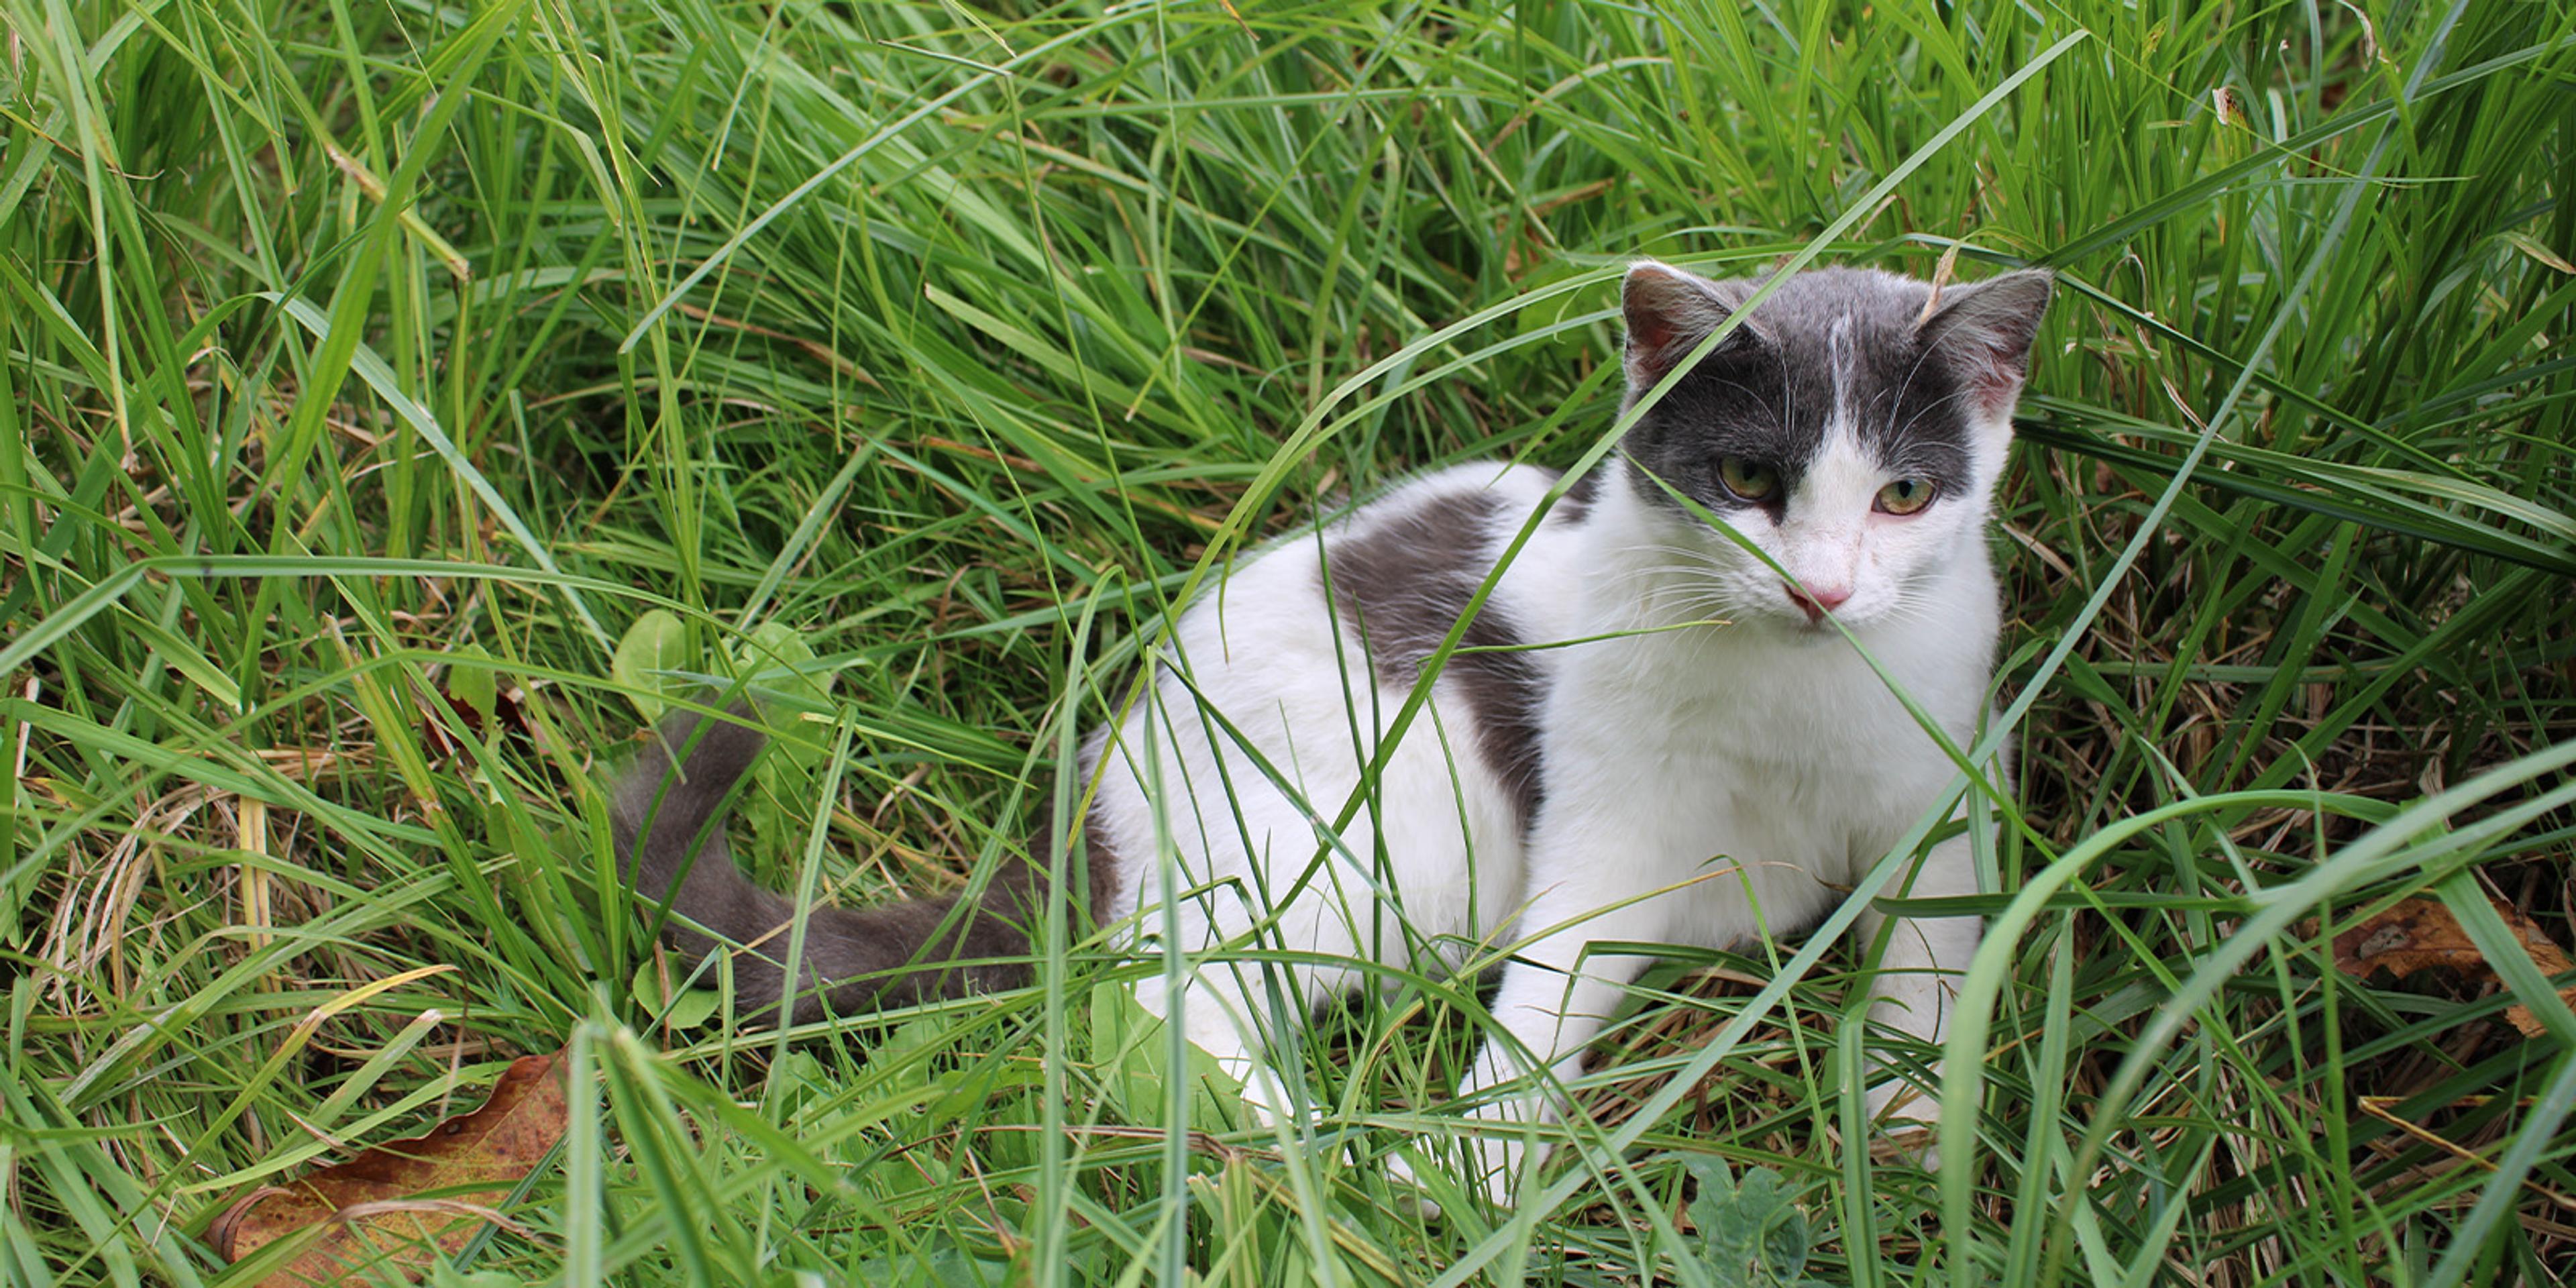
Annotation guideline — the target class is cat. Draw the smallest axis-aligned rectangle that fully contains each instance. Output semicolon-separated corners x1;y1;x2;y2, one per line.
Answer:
610;258;2052;1210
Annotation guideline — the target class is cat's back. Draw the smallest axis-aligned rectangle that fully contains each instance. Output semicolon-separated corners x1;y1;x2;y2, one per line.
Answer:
1169;460;1592;674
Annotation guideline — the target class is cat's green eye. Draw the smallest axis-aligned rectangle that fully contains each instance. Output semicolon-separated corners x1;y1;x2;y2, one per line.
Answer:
1717;458;1780;502
1876;477;1935;515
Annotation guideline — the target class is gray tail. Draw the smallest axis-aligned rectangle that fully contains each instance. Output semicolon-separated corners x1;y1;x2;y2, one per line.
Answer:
610;704;1089;1026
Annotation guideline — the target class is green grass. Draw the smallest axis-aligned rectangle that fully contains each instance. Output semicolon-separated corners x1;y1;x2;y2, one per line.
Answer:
6;0;2575;1283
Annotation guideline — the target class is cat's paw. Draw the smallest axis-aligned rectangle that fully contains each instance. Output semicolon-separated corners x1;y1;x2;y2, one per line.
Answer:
1385;1150;1448;1220
1385;1136;1537;1218
1864;1079;1941;1171
1868;1122;1941;1172
1226;1063;1327;1138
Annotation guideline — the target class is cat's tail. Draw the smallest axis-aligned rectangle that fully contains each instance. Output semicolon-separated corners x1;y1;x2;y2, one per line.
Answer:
609;703;1085;1026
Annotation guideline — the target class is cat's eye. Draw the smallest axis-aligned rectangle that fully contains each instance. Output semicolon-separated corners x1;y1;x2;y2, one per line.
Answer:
1875;477;1935;515
1717;458;1780;502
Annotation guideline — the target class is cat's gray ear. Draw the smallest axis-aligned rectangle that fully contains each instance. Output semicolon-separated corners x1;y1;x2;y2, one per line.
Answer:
1622;260;1762;387
1916;268;2053;418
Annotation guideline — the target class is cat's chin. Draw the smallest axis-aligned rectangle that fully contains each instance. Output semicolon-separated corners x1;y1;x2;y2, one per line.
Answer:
1766;601;1899;636
1755;610;1856;638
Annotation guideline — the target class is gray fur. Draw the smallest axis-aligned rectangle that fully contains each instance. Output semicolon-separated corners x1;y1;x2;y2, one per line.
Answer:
609;703;1118;1026
1324;491;1549;828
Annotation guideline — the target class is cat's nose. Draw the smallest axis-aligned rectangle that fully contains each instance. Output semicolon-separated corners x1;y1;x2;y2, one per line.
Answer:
1784;582;1850;622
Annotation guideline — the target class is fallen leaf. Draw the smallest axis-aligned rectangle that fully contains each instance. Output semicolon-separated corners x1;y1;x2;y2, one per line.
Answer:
211;1051;568;1285
2332;896;2575;1037
423;684;530;761
421;645;533;761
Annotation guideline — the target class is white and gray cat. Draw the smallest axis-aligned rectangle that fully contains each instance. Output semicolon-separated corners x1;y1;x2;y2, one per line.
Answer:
612;259;2051;1208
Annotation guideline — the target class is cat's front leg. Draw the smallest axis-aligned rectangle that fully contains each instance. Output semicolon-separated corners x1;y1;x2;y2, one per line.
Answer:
1401;876;1670;1212
1853;826;1982;1161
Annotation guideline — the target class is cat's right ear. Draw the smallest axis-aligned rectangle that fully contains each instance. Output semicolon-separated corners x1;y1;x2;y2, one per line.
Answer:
1915;268;2054;420
1622;260;1760;388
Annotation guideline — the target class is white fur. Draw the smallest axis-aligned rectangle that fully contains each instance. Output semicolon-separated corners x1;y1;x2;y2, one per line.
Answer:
1084;415;2009;1207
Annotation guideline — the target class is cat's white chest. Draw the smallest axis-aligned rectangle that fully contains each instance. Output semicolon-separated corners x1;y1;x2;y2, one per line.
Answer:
1521;618;1974;950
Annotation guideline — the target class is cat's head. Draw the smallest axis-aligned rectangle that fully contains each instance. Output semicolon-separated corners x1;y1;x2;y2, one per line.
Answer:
1616;260;2052;633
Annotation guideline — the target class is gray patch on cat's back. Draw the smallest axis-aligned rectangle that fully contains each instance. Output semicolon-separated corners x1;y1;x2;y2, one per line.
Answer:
1322;490;1546;830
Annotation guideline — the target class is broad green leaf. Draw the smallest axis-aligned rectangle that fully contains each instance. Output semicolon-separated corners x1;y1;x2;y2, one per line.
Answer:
629;957;724;1032
1684;1157;1823;1288
1086;983;1244;1132
610;610;688;721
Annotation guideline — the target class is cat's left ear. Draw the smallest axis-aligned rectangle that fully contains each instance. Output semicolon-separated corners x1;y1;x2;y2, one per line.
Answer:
1916;268;2054;420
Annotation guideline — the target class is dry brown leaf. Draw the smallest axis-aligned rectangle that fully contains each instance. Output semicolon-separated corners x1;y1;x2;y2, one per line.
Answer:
2332;896;2575;1037
210;1050;568;1285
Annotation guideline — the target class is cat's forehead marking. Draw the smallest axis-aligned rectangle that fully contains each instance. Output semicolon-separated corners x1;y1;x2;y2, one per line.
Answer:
1827;313;1858;446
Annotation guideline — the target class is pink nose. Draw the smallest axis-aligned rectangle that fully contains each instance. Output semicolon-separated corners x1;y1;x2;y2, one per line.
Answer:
1784;582;1850;622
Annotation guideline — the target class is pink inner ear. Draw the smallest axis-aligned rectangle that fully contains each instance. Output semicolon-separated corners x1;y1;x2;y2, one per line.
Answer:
1628;309;1682;356
1926;319;2039;420
1957;353;2026;419
1919;270;2051;420
1626;297;1693;358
